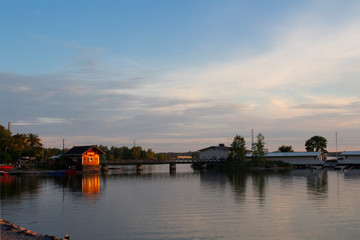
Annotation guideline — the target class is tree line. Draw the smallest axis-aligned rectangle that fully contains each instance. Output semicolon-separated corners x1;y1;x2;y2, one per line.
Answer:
96;145;198;161
0;124;198;164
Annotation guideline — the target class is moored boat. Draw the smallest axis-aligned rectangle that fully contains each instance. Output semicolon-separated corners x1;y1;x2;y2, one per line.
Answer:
0;165;15;171
47;170;66;175
65;169;77;175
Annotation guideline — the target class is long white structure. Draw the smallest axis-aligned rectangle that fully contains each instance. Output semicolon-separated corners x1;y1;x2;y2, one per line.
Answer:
263;152;324;165
338;151;360;165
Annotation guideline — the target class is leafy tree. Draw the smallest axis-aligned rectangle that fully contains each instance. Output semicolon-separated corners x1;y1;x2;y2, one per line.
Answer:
145;149;156;159
192;151;199;160
278;145;294;152
305;135;328;153
44;148;62;159
252;133;267;165
157;153;167;161
27;133;42;148
0;152;12;164
227;134;247;164
121;146;131;159
131;146;142;159
111;146;123;160
0;125;12;152
27;133;43;159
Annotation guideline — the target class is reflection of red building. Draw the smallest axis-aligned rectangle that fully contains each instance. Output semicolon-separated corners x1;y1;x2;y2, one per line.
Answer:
0;175;15;185
82;174;100;195
64;145;105;171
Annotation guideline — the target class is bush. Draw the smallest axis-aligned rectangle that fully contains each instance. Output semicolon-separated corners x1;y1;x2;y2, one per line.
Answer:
0;152;12;164
54;156;69;169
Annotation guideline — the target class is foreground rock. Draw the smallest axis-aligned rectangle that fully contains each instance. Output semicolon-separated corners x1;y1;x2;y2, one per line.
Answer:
1;219;64;240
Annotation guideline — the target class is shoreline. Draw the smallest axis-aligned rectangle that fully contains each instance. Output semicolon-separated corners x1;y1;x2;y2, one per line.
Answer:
0;219;64;240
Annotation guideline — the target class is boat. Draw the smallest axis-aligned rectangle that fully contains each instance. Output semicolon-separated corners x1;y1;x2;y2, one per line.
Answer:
47;170;66;175
65;170;77;175
47;170;78;175
0;165;15;171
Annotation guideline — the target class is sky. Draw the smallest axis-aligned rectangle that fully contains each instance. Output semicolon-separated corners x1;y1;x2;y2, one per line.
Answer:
1;0;360;152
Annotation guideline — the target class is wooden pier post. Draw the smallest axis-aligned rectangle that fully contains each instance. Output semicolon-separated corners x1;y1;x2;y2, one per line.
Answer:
136;164;143;174
169;163;176;173
102;165;109;172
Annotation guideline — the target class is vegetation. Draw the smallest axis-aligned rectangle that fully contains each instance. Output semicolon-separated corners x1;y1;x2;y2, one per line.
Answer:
221;132;292;171
305;135;328;153
97;145;197;161
278;145;294;152
227;134;247;165
0;124;43;164
251;133;267;165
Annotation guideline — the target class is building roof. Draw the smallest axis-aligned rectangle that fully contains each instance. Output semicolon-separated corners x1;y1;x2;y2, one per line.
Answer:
64;145;105;156
49;154;62;159
198;146;230;152
341;151;360;156
266;152;322;157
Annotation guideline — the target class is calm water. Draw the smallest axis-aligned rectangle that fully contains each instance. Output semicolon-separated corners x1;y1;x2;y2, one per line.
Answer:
1;165;360;240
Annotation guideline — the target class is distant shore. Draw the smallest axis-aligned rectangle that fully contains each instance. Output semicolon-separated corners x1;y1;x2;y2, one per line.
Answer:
0;219;63;240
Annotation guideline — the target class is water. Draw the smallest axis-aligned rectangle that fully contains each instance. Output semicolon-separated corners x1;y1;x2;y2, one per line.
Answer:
1;165;360;240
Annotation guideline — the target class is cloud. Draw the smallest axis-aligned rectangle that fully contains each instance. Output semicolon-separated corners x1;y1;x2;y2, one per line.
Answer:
2;2;360;152
12;117;67;126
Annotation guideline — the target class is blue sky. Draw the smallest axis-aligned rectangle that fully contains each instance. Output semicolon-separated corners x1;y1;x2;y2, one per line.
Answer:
1;0;360;152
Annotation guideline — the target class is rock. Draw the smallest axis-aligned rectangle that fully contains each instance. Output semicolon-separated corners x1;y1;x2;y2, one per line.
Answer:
1;219;62;240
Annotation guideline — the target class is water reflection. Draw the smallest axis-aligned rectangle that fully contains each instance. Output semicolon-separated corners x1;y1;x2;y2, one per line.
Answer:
82;174;100;196
221;169;329;204
0;173;101;200
226;170;247;204
252;171;267;204
306;170;328;195
344;169;360;180
0;175;44;199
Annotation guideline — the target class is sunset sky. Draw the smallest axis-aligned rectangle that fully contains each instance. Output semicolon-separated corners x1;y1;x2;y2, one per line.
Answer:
1;0;359;152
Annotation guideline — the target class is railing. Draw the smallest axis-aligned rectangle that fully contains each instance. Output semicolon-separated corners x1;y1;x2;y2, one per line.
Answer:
100;158;226;165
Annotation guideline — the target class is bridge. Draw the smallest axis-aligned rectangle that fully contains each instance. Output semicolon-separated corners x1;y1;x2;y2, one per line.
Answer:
100;158;225;172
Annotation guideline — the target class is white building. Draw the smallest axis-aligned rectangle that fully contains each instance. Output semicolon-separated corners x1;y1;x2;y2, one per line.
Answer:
260;152;324;165
199;144;229;161
339;151;360;165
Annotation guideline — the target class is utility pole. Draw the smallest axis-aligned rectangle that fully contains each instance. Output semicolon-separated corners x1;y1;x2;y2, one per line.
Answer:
63;139;65;154
335;132;338;158
251;129;255;152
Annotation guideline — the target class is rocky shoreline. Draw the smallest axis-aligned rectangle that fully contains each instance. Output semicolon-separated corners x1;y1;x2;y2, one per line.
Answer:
0;219;65;240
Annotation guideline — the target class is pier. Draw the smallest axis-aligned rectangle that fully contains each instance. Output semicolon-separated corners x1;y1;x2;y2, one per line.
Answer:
100;159;223;173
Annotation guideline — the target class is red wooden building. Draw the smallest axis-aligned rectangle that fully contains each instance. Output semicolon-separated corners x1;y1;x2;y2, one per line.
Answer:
64;145;105;171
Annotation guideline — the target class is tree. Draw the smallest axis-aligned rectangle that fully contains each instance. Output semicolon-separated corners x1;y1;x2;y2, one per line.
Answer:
305;135;328;153
0;125;12;152
157;153;167;161
227;134;247;164
252;133;267;165
111;146;123;160
145;149;156;159
131;146;142;159
278;145;294;152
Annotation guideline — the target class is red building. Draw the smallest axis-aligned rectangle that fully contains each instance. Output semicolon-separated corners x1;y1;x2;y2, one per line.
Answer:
64;145;105;171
